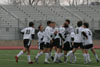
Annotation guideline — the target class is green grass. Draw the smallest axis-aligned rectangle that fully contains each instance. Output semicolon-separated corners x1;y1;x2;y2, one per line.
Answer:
0;49;100;67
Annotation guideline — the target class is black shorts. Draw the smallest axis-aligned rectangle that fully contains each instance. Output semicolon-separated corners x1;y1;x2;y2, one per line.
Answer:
39;42;44;50
63;42;73;51
50;42;54;49
43;42;51;48
84;44;93;49
53;38;60;46
74;43;84;49
53;38;62;49
24;39;31;49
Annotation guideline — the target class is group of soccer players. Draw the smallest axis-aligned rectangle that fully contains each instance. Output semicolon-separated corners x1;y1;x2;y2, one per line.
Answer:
15;19;99;64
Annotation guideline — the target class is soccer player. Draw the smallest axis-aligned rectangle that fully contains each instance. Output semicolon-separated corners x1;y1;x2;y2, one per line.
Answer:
49;22;60;61
51;22;58;51
66;21;85;63
42;21;54;64
15;22;35;64
82;23;99;64
63;19;75;63
35;25;44;63
53;24;65;63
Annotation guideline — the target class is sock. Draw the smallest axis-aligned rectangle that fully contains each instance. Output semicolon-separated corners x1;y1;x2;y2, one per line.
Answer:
94;54;99;60
27;55;31;62
66;51;73;57
59;53;64;58
83;54;88;63
17;51;23;57
72;53;76;63
70;53;73;63
36;52;43;59
49;52;52;58
87;53;91;62
45;53;49;62
53;52;58;62
57;53;61;60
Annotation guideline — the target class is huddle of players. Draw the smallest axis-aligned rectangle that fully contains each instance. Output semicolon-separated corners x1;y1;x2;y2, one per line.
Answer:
15;19;99;64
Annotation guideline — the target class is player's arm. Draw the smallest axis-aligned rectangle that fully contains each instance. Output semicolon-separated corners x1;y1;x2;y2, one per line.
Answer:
31;28;35;40
59;33;65;41
31;34;35;39
59;27;65;41
71;32;75;41
82;32;88;39
20;28;25;34
38;33;43;41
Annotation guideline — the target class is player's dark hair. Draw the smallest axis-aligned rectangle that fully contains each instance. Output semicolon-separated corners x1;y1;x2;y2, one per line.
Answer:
29;22;34;27
65;19;70;24
77;21;83;27
52;21;56;24
64;23;68;28
83;22;89;28
47;21;52;26
38;25;42;30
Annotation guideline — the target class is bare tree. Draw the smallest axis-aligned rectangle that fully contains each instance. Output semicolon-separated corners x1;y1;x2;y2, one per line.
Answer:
29;0;36;5
8;0;35;5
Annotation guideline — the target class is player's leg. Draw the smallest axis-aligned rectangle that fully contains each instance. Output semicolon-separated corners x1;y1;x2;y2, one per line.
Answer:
83;44;91;64
53;48;59;63
35;43;44;63
44;43;51;64
54;38;63;63
83;49;88;64
63;42;69;63
15;48;26;63
27;48;33;64
85;49;91;64
64;50;68;63
66;43;79;57
57;48;63;63
69;46;76;64
26;40;33;64
15;39;28;63
49;43;54;61
90;46;99;62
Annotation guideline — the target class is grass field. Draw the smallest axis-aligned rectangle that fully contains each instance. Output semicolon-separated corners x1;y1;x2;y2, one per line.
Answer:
0;49;100;67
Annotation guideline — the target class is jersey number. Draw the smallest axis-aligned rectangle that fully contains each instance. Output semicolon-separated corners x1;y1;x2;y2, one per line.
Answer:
26;30;30;34
76;29;79;34
88;31;91;36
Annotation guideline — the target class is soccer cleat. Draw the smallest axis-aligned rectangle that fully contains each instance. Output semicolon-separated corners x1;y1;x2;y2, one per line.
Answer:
28;61;33;64
44;61;50;64
15;56;18;63
96;59;100;63
51;56;54;61
64;56;67;63
84;61;88;64
58;60;63;63
34;58;38;64
54;61;59;63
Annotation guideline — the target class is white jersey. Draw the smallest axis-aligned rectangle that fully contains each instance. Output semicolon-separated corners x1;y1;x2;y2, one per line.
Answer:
21;27;35;40
74;27;84;43
37;31;44;44
58;26;66;39
51;27;59;39
43;26;53;43
82;28;93;45
65;25;74;42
